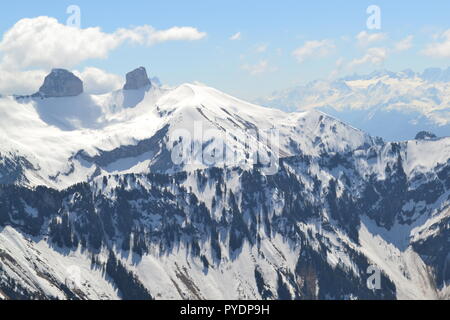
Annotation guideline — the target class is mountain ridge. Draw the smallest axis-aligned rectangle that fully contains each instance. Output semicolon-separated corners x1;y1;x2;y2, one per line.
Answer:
0;68;449;300
256;68;450;142
0;69;378;189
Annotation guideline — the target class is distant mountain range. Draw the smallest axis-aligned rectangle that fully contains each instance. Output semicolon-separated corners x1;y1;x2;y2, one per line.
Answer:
0;68;449;300
255;68;450;141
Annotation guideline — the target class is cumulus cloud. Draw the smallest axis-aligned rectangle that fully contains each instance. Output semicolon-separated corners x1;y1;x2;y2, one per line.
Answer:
241;60;276;75
0;16;207;70
230;32;241;41
292;40;335;63
394;35;413;52
422;30;450;58
348;47;388;69
356;31;387;46
0;69;47;95
0;17;117;70
0;16;204;94
74;67;123;94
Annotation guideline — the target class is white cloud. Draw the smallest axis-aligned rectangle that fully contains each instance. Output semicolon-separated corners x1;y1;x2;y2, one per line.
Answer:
255;44;268;53
124;26;207;45
74;67;123;94
356;31;387;46
394;35;413;52
230;32;241;41
348;47;388;69
0;16;205;94
423;30;450;58
0;69;46;95
292;40;335;63
241;60;276;75
0;17;117;70
0;16;207;70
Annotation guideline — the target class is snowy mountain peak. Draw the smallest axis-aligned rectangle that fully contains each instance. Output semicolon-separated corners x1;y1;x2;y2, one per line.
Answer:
421;67;450;82
415;131;437;140
340;67;450;83
38;69;83;98
256;68;450;141
123;66;151;90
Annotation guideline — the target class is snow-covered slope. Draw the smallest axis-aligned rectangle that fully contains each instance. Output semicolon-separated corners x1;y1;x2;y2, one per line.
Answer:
0;68;449;300
0;226;119;299
0;81;375;189
256;69;450;141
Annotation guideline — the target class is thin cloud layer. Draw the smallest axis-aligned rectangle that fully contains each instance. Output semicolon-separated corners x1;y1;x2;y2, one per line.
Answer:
394;35;414;52
423;29;450;58
230;32;241;41
348;47;388;69
292;40;335;63
356;31;387;46
241;60;276;75
255;44;268;53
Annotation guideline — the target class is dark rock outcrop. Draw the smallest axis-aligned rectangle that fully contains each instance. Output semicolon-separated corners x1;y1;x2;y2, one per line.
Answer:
123;67;151;90
415;131;437;140
38;69;83;98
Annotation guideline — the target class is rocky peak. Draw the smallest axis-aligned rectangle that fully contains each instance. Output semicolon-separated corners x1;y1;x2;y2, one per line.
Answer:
38;69;83;98
123;67;151;90
415;131;437;140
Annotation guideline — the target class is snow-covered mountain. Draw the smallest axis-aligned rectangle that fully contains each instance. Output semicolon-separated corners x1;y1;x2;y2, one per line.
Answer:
0;68;449;300
256;69;450;142
0;69;375;189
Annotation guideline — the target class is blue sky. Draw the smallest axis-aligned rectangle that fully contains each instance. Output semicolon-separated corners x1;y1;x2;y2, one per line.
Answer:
1;0;450;99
